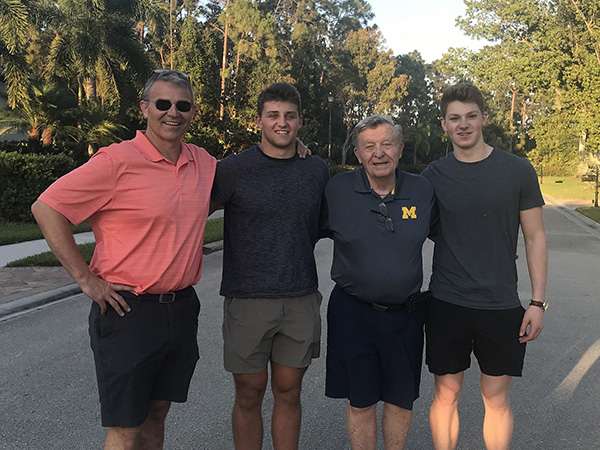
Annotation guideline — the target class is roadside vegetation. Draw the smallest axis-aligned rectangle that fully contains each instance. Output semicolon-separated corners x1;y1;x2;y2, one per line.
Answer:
537;176;599;223
5;218;224;267
538;176;597;202
576;207;600;224
0;221;92;246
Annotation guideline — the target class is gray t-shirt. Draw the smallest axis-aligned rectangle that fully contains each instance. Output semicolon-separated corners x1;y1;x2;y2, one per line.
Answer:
211;145;330;298
321;167;435;304
422;148;544;310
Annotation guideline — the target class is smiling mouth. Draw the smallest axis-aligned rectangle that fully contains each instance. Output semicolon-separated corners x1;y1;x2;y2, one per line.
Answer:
275;130;289;135
164;121;182;126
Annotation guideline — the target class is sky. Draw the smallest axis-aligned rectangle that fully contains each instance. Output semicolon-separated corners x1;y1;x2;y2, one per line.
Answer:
367;0;490;62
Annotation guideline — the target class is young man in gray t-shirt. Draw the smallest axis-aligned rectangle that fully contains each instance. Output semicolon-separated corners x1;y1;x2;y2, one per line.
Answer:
422;83;548;450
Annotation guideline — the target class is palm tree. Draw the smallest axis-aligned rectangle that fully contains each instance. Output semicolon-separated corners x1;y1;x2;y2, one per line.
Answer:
45;0;150;108
0;81;75;150
0;0;31;108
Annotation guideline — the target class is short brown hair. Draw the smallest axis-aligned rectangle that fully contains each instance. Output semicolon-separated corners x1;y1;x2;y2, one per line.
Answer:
440;83;486;119
257;82;302;117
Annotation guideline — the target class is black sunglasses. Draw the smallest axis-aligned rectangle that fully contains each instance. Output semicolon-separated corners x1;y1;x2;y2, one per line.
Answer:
152;99;193;112
374;201;394;232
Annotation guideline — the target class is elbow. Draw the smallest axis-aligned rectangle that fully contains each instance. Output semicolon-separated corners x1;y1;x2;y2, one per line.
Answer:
31;200;42;222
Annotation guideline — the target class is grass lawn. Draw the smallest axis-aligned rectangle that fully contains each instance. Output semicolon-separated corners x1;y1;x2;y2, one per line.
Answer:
0;221;92;246
538;176;597;201
5;217;224;267
577;207;600;223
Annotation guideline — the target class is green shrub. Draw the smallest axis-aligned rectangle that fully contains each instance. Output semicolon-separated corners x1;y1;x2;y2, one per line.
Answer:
398;163;429;174
0;151;76;223
329;164;357;176
0;141;29;153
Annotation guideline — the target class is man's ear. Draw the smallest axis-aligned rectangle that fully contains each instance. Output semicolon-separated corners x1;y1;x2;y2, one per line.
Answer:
482;112;488;126
140;100;149;119
354;147;362;164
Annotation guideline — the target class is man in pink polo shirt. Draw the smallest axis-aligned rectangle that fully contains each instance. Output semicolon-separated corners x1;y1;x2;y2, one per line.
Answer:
31;70;216;449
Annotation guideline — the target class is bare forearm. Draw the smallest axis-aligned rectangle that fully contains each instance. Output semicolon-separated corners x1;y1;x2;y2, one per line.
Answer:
525;234;548;301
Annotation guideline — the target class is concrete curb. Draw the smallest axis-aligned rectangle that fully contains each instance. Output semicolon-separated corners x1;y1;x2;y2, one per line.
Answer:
0;284;81;319
0;241;224;320
543;195;600;240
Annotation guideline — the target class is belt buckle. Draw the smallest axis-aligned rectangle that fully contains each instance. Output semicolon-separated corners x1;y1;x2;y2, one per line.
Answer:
158;292;176;304
371;302;389;312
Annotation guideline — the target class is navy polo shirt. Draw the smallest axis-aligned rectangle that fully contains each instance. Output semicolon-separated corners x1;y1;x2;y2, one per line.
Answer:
321;167;434;304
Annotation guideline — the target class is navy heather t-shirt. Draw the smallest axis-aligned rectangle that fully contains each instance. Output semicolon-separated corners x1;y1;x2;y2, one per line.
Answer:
211;146;330;298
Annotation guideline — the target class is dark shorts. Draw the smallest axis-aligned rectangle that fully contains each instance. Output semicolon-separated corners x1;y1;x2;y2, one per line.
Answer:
425;297;526;377
325;285;426;410
88;286;200;428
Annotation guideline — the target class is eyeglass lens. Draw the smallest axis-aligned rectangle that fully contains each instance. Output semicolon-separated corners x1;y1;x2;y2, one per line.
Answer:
154;99;192;112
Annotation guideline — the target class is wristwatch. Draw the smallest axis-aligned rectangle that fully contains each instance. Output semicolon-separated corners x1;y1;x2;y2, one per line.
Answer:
529;300;548;311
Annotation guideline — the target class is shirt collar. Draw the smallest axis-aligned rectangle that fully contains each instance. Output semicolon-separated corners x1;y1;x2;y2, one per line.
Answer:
353;166;410;200
133;130;194;166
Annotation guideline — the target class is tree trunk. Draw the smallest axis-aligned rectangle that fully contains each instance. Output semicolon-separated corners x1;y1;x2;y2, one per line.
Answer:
578;132;587;172
219;0;231;121
85;78;96;101
341;124;352;166
42;128;53;148
27;127;41;152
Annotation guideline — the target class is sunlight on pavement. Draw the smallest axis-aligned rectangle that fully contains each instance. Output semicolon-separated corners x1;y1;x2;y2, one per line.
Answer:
552;338;600;401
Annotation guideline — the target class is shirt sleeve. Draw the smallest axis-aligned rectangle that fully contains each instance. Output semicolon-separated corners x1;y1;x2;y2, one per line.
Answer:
210;157;236;207
519;159;545;211
38;151;116;225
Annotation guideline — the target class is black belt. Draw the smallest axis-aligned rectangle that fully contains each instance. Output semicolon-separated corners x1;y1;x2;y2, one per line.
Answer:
138;286;194;304
352;290;431;313
357;298;408;312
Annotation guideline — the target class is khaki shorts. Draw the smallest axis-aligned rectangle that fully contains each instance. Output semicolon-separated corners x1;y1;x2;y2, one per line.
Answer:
223;291;323;373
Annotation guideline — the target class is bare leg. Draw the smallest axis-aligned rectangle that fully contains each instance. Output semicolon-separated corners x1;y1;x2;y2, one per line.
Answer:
481;374;513;450
232;369;268;450
429;372;464;450
270;362;308;450
104;427;140;450
104;400;171;450
347;402;377;450
382;402;412;450
136;400;171;450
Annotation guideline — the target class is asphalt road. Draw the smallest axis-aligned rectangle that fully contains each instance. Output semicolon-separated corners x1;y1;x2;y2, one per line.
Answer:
1;204;599;449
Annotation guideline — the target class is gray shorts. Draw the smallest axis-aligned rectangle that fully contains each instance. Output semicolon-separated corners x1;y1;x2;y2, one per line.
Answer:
223;291;323;373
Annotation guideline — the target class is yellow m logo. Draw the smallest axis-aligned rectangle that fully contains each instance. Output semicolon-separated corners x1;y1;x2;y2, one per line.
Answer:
402;206;417;219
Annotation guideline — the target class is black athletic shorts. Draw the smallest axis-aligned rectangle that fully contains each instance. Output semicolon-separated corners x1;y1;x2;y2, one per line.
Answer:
425;297;526;377
88;286;200;427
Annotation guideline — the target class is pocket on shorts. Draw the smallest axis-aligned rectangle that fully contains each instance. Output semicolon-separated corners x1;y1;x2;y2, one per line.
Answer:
224;297;245;322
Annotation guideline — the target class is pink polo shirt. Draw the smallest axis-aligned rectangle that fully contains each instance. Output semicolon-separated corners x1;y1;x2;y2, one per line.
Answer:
39;131;217;294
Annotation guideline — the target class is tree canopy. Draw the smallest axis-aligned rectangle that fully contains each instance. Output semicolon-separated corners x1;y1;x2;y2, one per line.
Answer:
0;0;598;174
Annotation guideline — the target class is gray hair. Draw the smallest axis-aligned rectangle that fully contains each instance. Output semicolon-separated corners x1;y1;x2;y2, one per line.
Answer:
351;115;403;148
142;69;194;102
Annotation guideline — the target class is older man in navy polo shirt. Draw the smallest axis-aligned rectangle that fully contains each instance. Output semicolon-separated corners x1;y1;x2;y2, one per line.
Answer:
320;115;435;449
